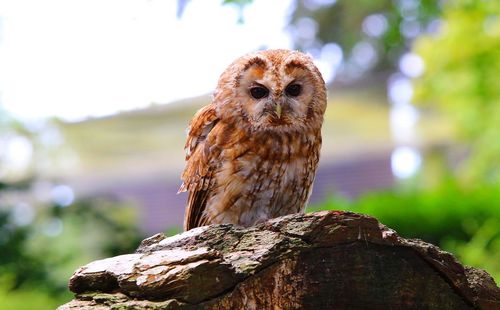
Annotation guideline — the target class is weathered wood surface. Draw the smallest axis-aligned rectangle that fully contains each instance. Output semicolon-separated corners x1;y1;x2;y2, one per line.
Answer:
59;211;499;309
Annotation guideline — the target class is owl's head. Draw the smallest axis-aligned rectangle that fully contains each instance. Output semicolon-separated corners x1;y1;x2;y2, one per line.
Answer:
213;49;327;131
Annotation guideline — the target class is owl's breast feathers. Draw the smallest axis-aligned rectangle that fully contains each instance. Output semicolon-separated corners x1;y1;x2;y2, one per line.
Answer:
180;104;321;230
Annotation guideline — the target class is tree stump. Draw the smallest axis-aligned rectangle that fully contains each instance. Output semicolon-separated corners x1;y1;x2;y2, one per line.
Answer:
59;211;499;309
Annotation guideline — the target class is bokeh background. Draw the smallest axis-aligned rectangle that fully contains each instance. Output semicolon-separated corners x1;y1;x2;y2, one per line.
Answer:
0;0;499;308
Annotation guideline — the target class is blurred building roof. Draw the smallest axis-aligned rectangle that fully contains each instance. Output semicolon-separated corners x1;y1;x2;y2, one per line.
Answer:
101;153;393;235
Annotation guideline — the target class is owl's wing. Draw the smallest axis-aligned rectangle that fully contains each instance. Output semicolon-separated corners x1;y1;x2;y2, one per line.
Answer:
179;104;220;230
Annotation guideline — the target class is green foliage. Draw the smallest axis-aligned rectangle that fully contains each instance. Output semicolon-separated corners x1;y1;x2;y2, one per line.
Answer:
445;218;500;283
413;0;500;183
308;180;500;281
0;210;49;291
0;286;65;310
0;180;144;309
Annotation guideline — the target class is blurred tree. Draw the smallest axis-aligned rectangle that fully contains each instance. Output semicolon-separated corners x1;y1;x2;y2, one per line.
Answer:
0;181;143;308
0;113;144;308
0;204;49;291
290;0;441;71
413;0;500;183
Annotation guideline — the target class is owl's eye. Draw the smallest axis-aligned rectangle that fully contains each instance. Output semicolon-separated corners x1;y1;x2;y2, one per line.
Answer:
250;86;269;99
285;84;301;97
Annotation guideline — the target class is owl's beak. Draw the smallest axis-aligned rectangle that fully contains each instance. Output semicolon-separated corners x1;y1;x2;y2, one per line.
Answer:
275;103;282;119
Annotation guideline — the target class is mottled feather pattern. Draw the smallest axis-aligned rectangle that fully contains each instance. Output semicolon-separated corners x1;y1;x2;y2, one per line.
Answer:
180;49;326;230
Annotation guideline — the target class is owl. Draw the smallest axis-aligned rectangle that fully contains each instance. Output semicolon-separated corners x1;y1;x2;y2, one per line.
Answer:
179;49;327;231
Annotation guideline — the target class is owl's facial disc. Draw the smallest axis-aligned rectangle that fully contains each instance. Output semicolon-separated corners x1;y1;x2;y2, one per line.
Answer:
245;80;311;128
232;54;321;130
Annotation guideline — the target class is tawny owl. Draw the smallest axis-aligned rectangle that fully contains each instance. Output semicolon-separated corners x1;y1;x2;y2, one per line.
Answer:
179;49;326;231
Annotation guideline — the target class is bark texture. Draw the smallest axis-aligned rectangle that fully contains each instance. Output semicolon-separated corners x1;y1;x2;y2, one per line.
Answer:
59;211;500;309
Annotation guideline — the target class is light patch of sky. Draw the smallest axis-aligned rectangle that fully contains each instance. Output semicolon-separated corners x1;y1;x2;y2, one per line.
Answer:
0;0;294;121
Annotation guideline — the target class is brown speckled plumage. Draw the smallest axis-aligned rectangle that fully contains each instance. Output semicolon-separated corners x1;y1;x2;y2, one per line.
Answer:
179;49;327;231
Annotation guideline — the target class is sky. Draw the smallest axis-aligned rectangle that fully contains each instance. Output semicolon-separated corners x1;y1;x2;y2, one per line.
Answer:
0;0;294;121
